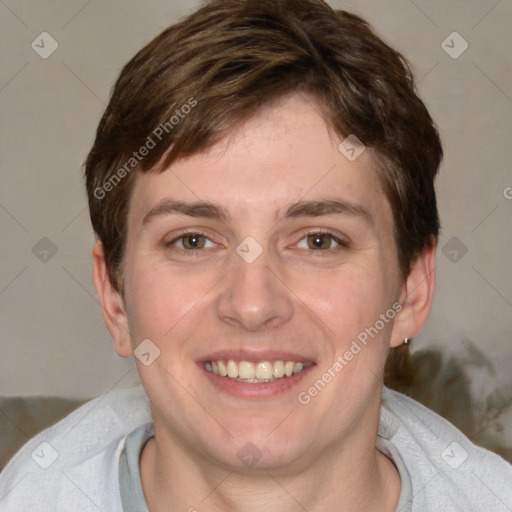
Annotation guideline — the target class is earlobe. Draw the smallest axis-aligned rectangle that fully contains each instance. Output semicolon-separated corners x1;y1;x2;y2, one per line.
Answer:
92;242;132;358
390;242;437;348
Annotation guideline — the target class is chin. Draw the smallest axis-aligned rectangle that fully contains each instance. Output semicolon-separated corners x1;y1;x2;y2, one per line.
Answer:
198;420;314;473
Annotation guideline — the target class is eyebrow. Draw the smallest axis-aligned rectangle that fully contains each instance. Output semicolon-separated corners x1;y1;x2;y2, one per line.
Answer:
141;198;373;226
283;199;373;225
142;200;231;226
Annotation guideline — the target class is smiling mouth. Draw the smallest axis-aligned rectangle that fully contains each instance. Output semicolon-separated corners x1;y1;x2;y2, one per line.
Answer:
204;359;311;383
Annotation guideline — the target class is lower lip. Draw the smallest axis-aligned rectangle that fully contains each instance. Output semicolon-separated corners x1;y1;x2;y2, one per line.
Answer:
199;363;314;399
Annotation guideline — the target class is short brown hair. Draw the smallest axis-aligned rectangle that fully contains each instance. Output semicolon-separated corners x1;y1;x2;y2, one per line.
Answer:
85;0;442;291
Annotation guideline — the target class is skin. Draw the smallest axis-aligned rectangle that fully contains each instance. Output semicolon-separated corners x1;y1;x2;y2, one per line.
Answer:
93;93;436;511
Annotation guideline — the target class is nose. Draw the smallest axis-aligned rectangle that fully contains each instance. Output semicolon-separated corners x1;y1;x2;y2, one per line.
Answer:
215;246;294;332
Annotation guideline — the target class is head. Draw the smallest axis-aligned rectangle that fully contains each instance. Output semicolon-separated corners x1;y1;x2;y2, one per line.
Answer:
87;0;442;472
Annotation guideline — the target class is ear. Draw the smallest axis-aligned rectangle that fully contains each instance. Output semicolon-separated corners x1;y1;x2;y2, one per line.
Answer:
92;241;132;358
390;241;436;348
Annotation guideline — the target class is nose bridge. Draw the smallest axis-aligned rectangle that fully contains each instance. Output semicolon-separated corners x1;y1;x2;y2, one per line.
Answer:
215;243;294;331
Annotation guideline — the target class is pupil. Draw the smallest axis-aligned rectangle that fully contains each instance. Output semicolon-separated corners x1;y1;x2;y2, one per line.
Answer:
309;234;329;249
185;234;203;249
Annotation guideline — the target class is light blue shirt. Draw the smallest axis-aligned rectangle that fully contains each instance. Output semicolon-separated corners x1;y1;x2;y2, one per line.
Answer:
1;385;511;511
118;422;414;511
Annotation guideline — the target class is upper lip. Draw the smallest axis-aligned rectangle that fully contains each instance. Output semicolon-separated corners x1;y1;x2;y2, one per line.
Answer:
198;349;316;364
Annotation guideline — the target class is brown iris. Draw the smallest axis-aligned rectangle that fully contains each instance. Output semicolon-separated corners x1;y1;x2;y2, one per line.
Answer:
181;234;207;249
307;233;333;250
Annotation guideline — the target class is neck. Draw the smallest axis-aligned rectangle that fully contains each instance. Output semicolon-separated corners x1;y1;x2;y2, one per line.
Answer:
140;423;401;512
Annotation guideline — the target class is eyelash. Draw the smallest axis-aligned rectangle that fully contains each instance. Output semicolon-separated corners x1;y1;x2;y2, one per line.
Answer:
298;229;350;251
164;230;213;252
164;229;350;253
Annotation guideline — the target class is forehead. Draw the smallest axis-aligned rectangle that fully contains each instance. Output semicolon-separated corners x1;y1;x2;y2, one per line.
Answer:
127;93;392;227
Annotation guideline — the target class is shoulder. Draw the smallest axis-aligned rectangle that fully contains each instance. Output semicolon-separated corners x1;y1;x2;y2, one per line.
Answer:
380;386;512;511
0;385;151;512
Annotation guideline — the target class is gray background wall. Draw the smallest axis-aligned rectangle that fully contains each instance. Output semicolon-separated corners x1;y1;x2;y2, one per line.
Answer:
1;0;511;440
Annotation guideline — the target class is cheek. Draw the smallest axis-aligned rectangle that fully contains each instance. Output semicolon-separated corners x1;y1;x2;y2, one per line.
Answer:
123;256;215;346
293;264;390;345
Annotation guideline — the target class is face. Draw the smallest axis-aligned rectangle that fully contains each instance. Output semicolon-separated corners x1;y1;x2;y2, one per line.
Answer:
96;93;432;474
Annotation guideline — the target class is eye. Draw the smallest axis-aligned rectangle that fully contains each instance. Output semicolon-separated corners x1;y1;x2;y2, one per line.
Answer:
296;232;348;251
167;232;215;250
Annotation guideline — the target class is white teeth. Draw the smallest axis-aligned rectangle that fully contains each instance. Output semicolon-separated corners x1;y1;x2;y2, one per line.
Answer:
256;361;273;379
227;359;238;378
205;359;308;381
239;361;255;379
217;360;228;377
273;360;285;378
